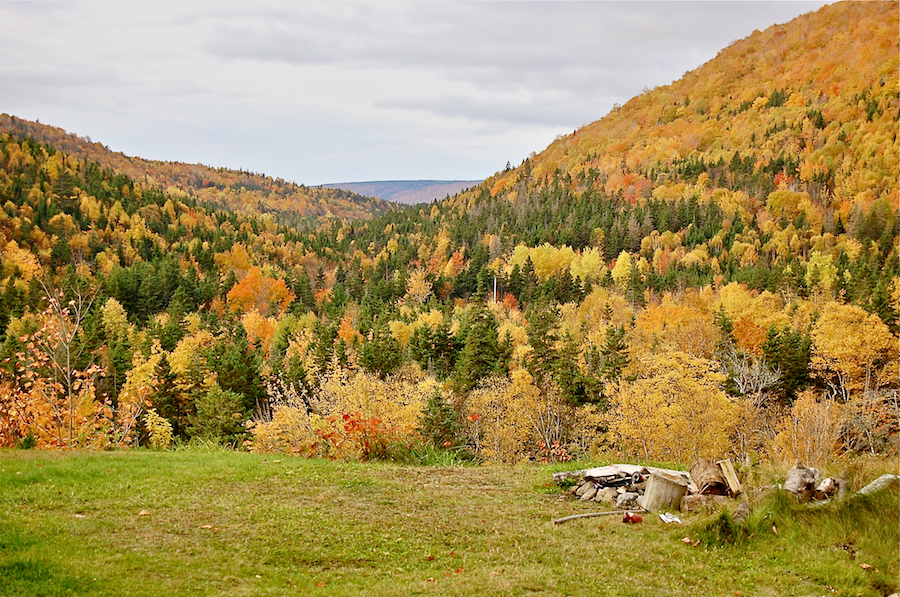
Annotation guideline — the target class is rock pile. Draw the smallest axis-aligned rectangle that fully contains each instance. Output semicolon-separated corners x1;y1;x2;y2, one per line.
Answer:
560;464;694;510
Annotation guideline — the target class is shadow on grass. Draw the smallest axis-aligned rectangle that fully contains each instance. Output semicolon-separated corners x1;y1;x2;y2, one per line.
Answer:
0;556;93;597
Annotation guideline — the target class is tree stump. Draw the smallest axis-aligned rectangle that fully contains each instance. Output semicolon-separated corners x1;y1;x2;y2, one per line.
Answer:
784;465;819;502
641;472;689;511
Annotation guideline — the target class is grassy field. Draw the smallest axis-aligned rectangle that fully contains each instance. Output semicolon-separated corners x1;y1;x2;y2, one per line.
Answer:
0;449;897;597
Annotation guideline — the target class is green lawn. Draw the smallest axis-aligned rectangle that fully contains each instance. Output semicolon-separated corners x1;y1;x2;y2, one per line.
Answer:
0;450;896;597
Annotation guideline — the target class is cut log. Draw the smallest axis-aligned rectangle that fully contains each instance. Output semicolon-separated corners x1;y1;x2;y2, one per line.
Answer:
690;458;726;495
784;465;819;501
641;472;689;512
857;474;899;496
716;459;743;496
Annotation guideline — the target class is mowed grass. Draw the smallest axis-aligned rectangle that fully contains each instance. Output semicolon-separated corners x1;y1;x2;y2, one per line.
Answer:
0;450;896;597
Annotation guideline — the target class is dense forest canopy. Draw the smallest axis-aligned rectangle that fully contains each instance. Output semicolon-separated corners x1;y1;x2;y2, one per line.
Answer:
0;1;897;465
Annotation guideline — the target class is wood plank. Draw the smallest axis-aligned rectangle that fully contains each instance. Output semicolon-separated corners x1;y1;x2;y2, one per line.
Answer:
715;459;743;496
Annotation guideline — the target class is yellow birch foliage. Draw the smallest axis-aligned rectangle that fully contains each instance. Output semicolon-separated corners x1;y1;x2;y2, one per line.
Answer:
318;366;435;436
610;251;633;287
249;376;324;456
1;310;110;449
569;247;607;282
405;268;432;304
465;374;537;464
241;309;276;357
388;320;415;347
607;351;739;462
100;297;131;341
143;408;173;450
465;370;573;464
110;343;162;448
810;301;898;399
631;299;719;359
771;389;844;467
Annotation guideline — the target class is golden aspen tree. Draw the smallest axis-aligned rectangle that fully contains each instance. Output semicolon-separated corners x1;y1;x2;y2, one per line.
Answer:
810;301;898;400
607;351;738;462
405;268;431;304
771;389;843;466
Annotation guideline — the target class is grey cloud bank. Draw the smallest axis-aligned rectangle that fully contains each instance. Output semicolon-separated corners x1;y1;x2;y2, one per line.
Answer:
0;1;830;186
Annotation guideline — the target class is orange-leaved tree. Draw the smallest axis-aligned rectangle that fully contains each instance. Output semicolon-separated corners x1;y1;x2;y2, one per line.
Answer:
226;266;294;316
1;297;109;448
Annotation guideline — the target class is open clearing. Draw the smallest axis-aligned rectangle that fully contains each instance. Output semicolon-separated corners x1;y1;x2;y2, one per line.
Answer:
1;450;896;596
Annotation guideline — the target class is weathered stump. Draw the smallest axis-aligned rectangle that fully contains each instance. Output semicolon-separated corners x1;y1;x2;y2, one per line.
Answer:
641;472;689;511
784;465;819;502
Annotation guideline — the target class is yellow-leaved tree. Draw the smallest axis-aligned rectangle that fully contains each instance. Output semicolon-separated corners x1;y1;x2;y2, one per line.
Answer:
2;299;109;448
607;351;739;462
810;301;898;400
108;343;162;447
465;370;574;464
771;389;844;467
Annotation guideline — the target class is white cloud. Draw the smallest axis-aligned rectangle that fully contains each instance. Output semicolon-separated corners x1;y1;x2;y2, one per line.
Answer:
0;1;832;185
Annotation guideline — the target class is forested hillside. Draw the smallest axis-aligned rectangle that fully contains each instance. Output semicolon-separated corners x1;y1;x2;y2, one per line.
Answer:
0;114;395;226
0;1;896;467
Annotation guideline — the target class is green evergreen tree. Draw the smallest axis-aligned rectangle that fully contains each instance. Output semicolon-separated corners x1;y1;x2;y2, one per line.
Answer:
599;324;629;382
454;304;506;392
525;302;559;389
762;325;812;404
359;323;403;379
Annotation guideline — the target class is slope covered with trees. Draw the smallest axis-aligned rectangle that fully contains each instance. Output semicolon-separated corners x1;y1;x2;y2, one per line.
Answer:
0;114;395;226
0;1;897;467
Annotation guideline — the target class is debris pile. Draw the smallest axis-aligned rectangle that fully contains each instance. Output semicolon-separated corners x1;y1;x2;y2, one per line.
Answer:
783;464;843;502
556;459;743;513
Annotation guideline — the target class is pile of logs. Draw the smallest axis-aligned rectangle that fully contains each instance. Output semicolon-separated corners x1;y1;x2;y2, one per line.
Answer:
556;459;743;512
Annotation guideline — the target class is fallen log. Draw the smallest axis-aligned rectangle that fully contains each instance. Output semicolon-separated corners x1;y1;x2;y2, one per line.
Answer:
858;474;899;496
691;458;726;495
553;508;646;525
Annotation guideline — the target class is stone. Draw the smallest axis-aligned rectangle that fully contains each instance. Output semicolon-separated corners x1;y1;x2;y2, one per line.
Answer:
580;485;598;501
784;465;819;502
681;494;729;513
594;487;618;504
616;491;640;510
575;481;593;497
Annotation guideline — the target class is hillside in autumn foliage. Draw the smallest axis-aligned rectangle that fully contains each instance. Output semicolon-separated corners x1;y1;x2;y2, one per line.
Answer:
0;1;897;465
0;114;395;226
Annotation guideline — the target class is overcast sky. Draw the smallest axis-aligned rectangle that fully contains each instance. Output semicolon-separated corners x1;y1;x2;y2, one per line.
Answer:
0;1;831;186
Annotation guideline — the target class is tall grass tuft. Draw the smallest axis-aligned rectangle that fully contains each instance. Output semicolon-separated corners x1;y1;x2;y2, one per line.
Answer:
695;478;899;596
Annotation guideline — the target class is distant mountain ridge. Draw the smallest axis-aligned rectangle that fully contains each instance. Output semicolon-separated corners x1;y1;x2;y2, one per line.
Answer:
322;180;483;204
